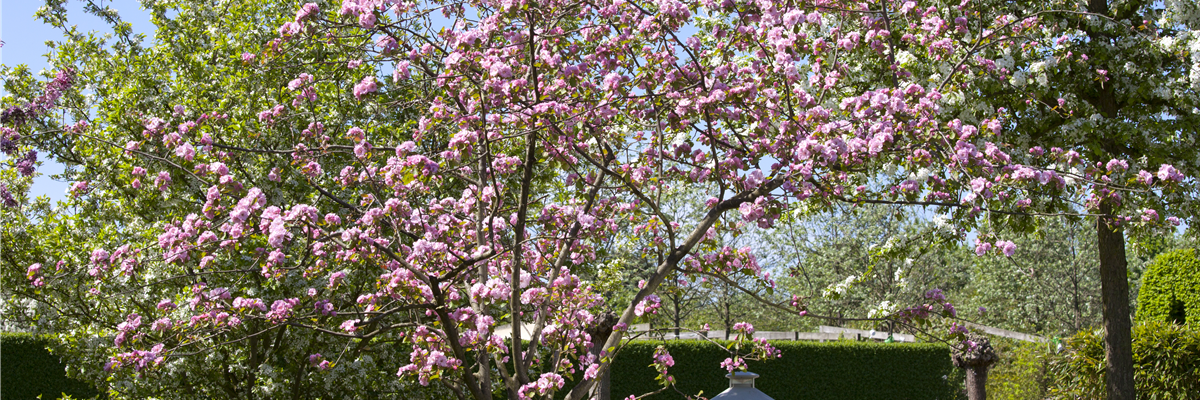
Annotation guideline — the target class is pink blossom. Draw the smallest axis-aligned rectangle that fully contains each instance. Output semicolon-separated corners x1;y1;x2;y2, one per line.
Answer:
151;317;172;332
354;141;372;159
329;271;346;288
266;298;300;323
1137;170;1154;185
969;177;990;193
738;201;764;222
1156;164;1184;183
314;299;336;316
634;294;661;316
232;297;266;312
155;171;172;191
583;363;601;380
295;3;319;21
26;263;42;285
720;357;746;372
241;52;256;62
489;61;513;78
69;181;89;197
653;350;676;376
287;73;314;90
974;240;992;256
340;319;360;333
1105;159;1128;172
376;36;398;53
203;163;227;177
279;21;302;36
601;72;623;91
266;249;286;266
358;11;376;28
352;76;377;100
302;160;323;178
117;313;142;333
1141;208;1159;222
996;240;1016;257
392;61;411;81
175;143;196;161
324;213;341;225
744;169;765;189
395;141;416;155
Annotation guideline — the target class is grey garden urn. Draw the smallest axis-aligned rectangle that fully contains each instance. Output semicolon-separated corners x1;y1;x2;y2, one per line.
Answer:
711;371;774;400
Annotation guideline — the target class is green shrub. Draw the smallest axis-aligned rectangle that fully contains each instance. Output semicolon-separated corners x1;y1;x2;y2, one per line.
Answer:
0;332;100;400
1137;249;1200;325
608;340;961;400
985;339;1053;400
1048;321;1200;399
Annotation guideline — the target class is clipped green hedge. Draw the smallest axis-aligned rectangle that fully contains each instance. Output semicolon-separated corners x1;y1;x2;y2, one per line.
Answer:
609;340;962;400
1;332;100;400
1137;248;1200;325
1048;321;1200;399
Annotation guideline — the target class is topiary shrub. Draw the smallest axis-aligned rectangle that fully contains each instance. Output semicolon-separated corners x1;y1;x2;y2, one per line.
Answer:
1136;249;1200;325
0;332;101;400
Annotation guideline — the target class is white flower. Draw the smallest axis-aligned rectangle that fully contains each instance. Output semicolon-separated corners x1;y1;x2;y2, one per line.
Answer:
1159;36;1176;49
932;214;951;230
867;300;899;318
915;168;932;183
1011;70;1028;87
823;275;861;299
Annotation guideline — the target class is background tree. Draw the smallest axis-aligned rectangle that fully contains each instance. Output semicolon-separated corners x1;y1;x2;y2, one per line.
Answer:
948;0;1200;396
960;218;1104;336
763;204;970;331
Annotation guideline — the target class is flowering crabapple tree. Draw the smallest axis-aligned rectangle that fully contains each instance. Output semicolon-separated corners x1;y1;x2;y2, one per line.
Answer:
3;1;1196;400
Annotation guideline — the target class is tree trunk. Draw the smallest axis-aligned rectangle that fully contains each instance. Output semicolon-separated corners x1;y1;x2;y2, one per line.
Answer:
1097;202;1135;400
965;366;987;400
587;312;617;400
596;367;611;400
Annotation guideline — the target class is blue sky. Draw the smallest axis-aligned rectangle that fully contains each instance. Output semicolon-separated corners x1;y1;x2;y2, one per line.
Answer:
2;0;153;203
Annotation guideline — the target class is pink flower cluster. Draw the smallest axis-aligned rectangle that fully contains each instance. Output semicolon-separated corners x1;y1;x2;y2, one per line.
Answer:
975;239;1016;257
